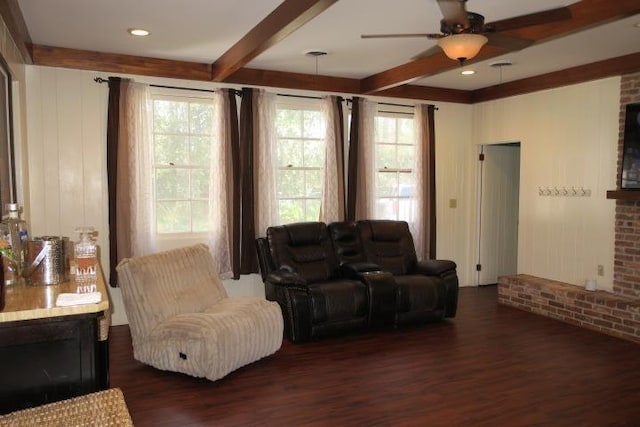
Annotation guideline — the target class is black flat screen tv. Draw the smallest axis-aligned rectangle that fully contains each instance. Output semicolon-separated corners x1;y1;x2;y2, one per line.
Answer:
621;103;640;189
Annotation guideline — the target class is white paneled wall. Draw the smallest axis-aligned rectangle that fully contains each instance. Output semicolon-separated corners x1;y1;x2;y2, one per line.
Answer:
472;78;619;291
27;66;620;322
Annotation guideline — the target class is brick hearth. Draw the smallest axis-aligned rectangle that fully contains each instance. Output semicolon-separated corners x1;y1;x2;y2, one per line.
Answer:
498;72;640;343
498;275;640;343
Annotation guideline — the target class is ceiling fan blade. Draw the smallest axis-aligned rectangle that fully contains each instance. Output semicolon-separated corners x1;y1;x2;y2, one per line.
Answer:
436;0;469;28
361;33;440;39
411;45;443;61
485;33;533;51
486;6;572;33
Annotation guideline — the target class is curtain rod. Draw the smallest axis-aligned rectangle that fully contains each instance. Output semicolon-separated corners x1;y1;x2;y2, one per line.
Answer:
93;77;234;95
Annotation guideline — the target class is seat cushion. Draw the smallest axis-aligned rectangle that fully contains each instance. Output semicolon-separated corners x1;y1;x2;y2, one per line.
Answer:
394;275;446;313
135;296;283;382
307;280;368;324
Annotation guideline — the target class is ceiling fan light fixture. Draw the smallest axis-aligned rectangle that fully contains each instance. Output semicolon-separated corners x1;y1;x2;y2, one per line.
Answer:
437;33;488;64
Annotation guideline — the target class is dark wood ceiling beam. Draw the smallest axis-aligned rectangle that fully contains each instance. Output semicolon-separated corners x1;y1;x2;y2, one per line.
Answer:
31;45;212;81
224;67;360;94
0;0;33;64
375;85;473;104
360;0;640;93
360;45;506;94
28;45;640;105
501;0;640;42
472;52;640;103
211;0;337;82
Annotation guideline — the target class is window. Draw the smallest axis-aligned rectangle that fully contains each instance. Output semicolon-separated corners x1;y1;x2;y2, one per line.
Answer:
151;92;215;234
274;102;326;223
374;113;416;221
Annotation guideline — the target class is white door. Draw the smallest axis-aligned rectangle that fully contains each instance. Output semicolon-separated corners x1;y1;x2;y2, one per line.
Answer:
477;144;520;285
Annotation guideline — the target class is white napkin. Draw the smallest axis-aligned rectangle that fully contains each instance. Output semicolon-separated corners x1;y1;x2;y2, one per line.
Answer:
55;292;102;307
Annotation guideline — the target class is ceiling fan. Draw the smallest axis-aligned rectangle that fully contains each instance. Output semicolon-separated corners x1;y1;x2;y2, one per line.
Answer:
361;0;572;64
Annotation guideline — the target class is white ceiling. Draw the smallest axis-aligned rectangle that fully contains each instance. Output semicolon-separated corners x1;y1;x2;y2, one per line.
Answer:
16;0;640;91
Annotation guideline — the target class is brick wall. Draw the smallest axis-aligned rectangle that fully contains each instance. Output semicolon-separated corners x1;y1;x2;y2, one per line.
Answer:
498;275;640;343
614;72;640;298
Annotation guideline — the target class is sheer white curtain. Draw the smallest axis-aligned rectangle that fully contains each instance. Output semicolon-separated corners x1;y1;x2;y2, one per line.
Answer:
408;105;428;259
208;90;234;278
254;90;280;235
354;98;377;220
120;81;155;257
320;96;345;223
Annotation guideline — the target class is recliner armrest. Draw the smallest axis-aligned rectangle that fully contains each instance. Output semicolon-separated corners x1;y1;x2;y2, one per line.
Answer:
414;259;457;277
265;269;307;287
340;261;381;278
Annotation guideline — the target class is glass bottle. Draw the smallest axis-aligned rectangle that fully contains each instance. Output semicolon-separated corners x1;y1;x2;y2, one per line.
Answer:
75;226;97;287
1;203;29;285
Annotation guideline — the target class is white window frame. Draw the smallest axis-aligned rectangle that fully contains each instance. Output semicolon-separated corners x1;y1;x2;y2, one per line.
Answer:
274;98;326;224
150;88;216;238
374;110;416;221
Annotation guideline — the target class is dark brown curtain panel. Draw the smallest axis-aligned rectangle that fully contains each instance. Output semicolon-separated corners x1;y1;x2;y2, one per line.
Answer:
346;97;361;221
238;88;258;274
106;77;123;287
422;104;437;259
227;90;241;279
334;96;346;220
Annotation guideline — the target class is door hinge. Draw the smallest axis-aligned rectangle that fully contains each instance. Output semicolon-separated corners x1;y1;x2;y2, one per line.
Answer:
476;264;482;271
479;153;485;161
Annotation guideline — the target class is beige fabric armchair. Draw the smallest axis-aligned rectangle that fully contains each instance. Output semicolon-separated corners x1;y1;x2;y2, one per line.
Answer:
116;244;283;381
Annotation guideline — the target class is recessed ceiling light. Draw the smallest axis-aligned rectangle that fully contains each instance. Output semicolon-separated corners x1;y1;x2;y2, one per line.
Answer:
461;70;475;75
128;28;150;37
635;22;640;28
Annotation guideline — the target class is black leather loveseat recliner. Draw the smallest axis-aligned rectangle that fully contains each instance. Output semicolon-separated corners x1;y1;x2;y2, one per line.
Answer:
257;220;459;343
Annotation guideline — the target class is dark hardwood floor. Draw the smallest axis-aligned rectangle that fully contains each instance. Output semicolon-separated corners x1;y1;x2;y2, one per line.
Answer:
109;286;640;427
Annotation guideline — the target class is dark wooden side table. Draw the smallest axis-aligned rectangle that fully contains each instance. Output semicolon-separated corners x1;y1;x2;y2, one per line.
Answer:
0;268;110;414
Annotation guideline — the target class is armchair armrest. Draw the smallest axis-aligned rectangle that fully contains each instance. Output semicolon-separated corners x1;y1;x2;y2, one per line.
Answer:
414;259;457;277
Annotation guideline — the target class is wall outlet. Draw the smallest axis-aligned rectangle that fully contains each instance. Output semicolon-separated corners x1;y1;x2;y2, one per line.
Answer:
597;265;604;276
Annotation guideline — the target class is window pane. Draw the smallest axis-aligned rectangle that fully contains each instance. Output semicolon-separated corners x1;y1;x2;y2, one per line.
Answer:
155;168;190;199
154;134;188;165
189;102;213;134
304;139;324;168
397;118;414;144
191;168;209;199
376;198;395;220
156;201;191;233
305;169;322;197
398;145;415;169
376;144;396;169
279;199;305;224
154;99;188;134
377;171;398;197
190;136;211;166
191;200;209;232
376;116;396;143
303;110;324;138
399;172;414;195
305;199;321;221
278;169;304;197
276;109;302;138
278;139;304;167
